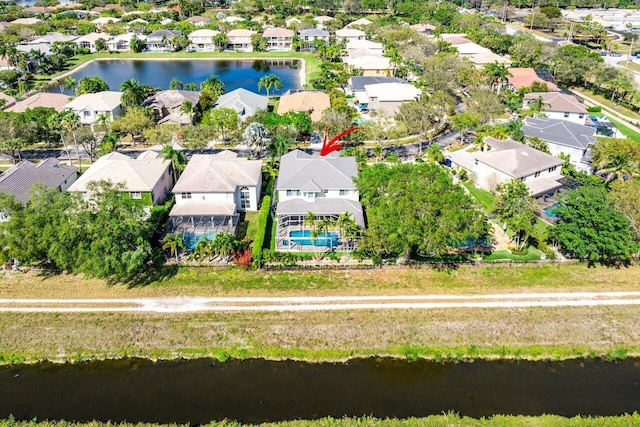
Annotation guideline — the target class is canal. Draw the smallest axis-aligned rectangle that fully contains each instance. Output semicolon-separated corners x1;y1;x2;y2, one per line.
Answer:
1;357;639;424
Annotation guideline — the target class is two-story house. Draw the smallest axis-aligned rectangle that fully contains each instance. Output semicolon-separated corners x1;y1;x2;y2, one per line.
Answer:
167;151;262;249
214;88;268;121
67;151;174;207
141;90;200;125
262;27;294;51
64;91;123;125
75;32;110;52
449;137;564;198
106;33;146;51
360;82;421;115
226;29;257;52
523;117;597;173
146;29;182;52
523;92;588;125
298;29;330;48
188;29;220;51
335;28;366;43
186;16;212;27
275;150;365;251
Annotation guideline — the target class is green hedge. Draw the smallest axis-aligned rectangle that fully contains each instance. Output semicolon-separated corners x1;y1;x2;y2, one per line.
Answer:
251;195;271;268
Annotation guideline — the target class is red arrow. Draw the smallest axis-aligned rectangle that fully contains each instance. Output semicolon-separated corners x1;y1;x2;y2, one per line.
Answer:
320;126;363;156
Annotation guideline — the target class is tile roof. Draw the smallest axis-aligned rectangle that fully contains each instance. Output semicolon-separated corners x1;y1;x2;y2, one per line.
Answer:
277;91;331;122
68;151;170;193
345;18;373;27
299;29;329;37
169;200;236;216
523;117;596;149
364;82;421;102
215;88;268;118
336;28;366;38
0;93;17;110
6;92;70;113
349;76;407;92
0;159;77;205
172;153;262;193
523;92;588;114
64;91;123;112
507;68;559;91
263;27;294;37
142;90;200;110
277;150;358;191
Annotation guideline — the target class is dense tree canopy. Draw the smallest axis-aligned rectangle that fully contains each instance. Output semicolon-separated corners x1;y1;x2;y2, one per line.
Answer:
551;186;636;265
355;163;489;261
0;182;165;283
75;76;109;95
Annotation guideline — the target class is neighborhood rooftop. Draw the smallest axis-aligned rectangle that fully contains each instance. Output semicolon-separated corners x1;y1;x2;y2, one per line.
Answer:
523;117;597;149
0;159;77;205
276;150;358;191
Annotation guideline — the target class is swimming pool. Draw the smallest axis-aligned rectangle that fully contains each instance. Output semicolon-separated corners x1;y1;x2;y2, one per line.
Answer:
289;230;340;247
544;203;560;219
183;232;218;250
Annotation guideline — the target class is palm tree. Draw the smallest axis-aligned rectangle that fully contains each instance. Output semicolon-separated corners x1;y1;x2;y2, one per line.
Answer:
58;110;81;168
194;236;212;261
484;61;512;94
119;79;147;108
209;232;238;261
63;76;76;95
161;145;186;179
169;78;183;90
527;96;547;117
162;233;186;262
304;211;317;236
593;144;640;182
96;113;111;134
372;144;384;162
336;212;358;250
257;74;284;97
425;143;445;163
317;216;335;248
180;99;194;123
184;82;198;91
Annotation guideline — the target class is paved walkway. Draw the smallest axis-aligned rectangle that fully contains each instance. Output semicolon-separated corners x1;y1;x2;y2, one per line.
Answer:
2;292;640;312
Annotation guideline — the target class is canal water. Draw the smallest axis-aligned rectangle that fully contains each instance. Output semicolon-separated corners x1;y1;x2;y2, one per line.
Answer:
1;357;639;424
53;59;302;95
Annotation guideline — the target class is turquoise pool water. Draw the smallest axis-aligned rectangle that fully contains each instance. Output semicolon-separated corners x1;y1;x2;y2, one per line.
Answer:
288;230;339;247
183;232;217;250
544;203;560;219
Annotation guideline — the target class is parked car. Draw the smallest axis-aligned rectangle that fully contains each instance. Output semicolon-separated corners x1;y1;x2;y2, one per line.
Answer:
610;52;622;57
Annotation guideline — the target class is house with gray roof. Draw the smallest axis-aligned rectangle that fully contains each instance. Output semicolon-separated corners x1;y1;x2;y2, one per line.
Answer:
298;28;330;47
214;88;268;121
166;151;262;249
523;117;597;173
0;159;78;214
141;90;200;125
275;150;364;251
449;137;564;197
146;29;182;51
67;151;173;206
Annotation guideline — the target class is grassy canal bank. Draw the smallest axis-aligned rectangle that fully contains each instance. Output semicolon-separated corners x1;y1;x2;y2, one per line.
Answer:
1;265;640;365
3;414;640;426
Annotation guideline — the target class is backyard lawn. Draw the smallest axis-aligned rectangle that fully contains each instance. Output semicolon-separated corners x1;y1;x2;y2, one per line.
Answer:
463;182;496;212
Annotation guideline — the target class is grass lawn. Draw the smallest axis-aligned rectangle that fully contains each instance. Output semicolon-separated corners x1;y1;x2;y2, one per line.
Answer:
1;265;640;363
463;182;496;213
571;87;640;122
605;116;640;142
483;246;543;261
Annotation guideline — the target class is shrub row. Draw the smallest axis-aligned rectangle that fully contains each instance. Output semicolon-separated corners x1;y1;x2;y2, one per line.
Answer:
251;195;271;268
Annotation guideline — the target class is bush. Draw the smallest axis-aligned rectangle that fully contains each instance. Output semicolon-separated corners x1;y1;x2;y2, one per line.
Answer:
587;106;601;113
251;195;271;268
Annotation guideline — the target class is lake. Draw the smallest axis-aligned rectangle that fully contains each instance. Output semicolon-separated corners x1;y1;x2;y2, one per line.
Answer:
55;59;302;95
1;357;639;424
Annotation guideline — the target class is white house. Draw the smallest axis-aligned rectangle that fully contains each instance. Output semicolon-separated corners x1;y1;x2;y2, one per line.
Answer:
75;32;110;52
63;91;123;125
106;33;146;51
262;27;294;51
359;82;421;115
298;28;330;47
523;92;588;125
522;117;597;173
188;29;220;51
67;151;174;206
346;39;383;56
342;55;394;77
166;151;262;245
335;28;366;43
186;16;212;27
214;88;268;121
226;29;256;52
275;150;365;251
449;137;564;197
146;29;181;52
92;17;121;29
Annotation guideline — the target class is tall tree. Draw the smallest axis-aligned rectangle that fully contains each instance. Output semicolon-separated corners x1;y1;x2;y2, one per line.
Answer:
75;76;109;95
257;74;284;96
592;138;640;182
120;79;148;109
494;179;539;250
484;61;512;94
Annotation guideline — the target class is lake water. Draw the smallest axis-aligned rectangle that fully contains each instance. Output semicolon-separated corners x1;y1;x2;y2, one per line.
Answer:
54;59;302;95
1;357;639;424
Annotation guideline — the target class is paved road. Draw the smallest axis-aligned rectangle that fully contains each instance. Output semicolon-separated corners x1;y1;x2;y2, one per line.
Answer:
2;291;640;312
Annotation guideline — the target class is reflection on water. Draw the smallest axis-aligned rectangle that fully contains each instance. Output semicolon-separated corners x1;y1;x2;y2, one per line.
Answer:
1;357;639;424
53;59;301;95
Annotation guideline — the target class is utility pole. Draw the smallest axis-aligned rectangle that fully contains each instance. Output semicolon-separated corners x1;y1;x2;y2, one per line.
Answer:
626;35;635;67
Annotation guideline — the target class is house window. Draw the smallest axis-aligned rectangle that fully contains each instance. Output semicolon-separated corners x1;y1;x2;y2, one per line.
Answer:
130;191;142;199
286;189;301;196
474;159;478;166
579;114;584;119
564;112;570;118
181;192;192;199
548;166;557;172
240;186;250;209
323;189;328;194
534;171;541;178
83;111;91;117
339;189;350;196
304;192;316;200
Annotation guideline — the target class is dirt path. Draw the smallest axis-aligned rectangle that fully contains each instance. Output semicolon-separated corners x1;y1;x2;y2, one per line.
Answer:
3;292;640;312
